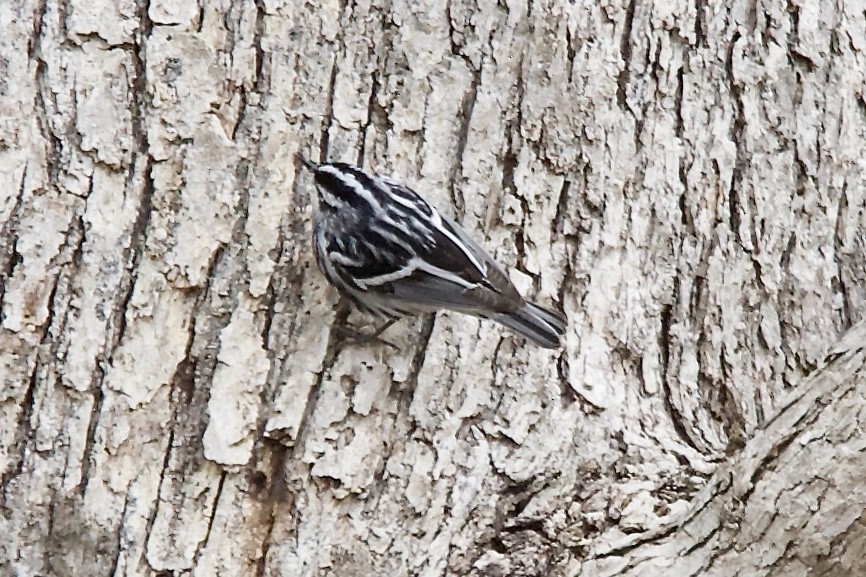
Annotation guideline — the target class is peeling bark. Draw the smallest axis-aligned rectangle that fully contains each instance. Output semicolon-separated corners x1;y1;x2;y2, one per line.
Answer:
2;0;866;576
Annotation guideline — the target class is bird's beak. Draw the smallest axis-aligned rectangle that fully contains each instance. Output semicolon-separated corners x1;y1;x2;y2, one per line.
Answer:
297;154;319;172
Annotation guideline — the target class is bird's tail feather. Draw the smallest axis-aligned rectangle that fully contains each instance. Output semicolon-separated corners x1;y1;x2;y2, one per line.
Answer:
490;302;566;349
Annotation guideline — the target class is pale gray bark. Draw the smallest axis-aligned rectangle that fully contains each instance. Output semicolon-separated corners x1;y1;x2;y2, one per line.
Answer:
1;0;865;576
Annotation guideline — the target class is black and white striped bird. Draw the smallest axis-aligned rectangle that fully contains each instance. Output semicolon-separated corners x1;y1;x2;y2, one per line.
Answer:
299;157;566;349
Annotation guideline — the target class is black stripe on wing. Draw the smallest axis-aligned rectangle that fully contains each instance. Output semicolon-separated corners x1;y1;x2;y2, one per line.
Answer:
379;179;435;219
328;228;414;284
414;212;523;308
367;223;521;312
417;219;487;286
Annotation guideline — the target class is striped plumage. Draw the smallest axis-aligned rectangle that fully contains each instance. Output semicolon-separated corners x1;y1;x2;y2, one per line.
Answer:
300;157;566;349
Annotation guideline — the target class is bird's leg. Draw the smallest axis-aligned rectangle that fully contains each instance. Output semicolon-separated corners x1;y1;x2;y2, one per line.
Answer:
334;317;399;349
371;318;398;338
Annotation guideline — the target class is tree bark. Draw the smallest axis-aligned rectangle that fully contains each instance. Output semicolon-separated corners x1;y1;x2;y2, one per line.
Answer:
2;0;865;576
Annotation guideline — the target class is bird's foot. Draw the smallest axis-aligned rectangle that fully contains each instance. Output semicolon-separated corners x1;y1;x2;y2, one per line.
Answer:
334;318;398;349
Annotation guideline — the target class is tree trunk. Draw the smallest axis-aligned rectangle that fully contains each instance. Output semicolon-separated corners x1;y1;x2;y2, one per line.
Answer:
2;0;865;576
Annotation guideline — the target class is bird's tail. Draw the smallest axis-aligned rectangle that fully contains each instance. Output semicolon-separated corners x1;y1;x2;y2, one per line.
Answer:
489;302;567;349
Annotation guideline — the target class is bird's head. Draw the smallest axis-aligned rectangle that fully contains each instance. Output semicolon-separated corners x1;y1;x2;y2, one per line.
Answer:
297;156;378;217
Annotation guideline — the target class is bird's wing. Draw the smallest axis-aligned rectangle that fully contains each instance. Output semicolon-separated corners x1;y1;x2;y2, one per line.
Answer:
330;208;523;315
317;169;525;315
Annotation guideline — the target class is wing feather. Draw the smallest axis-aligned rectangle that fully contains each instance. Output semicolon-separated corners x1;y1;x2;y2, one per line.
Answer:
321;177;524;316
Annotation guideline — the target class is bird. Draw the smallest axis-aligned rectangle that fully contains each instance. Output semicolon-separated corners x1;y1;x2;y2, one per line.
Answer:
298;156;566;349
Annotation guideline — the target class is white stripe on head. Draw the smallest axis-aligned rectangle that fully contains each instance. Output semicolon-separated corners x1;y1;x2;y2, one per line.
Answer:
318;187;341;209
318;165;384;215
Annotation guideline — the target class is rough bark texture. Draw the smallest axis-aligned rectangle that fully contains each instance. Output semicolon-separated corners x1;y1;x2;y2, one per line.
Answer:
2;0;865;576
